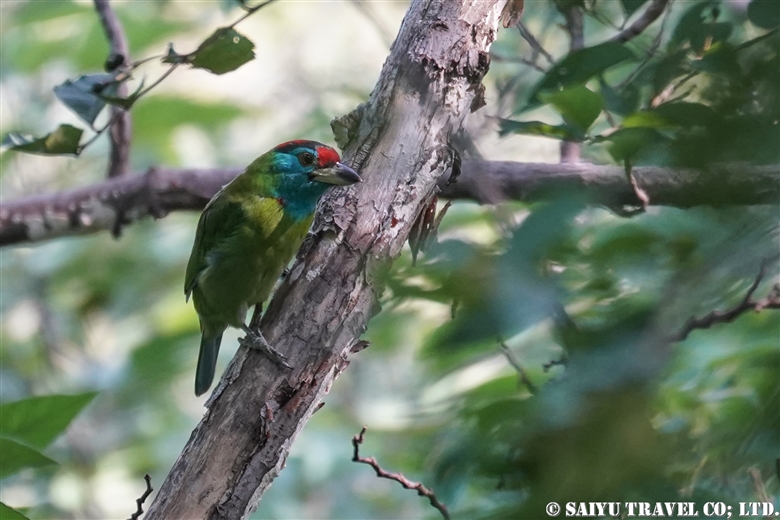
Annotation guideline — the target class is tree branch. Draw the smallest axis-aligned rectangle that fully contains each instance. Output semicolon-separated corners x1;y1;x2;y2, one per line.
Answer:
142;1;505;518
127;474;153;520
610;0;672;44
352;426;450;520
673;258;780;342
93;0;132;178
2;162;778;247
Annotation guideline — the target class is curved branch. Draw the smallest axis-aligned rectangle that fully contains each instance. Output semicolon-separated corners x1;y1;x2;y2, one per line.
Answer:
610;0;672;44
672;257;780;342
1;162;778;247
352;427;450;520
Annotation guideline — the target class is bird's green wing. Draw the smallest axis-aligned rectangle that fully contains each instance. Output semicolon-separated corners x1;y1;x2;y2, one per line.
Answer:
184;194;247;300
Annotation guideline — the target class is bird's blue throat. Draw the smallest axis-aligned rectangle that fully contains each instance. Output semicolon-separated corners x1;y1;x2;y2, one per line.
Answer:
272;176;330;221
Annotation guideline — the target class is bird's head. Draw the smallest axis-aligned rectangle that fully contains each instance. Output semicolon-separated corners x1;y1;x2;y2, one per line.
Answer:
268;140;362;189
246;140;362;219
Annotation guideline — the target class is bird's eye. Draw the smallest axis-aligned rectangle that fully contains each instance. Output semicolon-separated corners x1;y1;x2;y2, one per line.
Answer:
299;152;315;166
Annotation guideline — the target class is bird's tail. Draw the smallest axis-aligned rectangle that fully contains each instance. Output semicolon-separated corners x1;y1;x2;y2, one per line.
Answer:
195;330;223;396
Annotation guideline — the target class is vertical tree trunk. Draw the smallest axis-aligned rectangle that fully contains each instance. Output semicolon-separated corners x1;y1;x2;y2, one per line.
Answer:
144;1;507;518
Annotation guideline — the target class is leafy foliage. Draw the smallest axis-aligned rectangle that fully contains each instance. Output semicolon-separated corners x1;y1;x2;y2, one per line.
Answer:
0;393;97;449
0;0;778;519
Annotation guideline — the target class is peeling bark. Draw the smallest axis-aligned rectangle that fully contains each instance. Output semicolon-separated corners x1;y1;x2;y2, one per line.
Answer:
143;1;505;518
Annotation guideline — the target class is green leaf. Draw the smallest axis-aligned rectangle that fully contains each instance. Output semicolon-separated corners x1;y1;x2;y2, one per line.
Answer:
654;102;716;127
189;27;255;75
670;1;732;53
524;42;635;108
747;0;780;29
2;124;83;156
621;103;715;130
540;85;603;132
0;393;98;449
621;0;649;17
600;78;640;116
0;502;30;520
622;111;673;129
0;438;57;479
601;127;665;162
498;119;581;140
693;42;740;76
53;74;116;125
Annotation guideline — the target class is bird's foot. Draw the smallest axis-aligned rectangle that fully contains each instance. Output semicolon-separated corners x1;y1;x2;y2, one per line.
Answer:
240;326;292;369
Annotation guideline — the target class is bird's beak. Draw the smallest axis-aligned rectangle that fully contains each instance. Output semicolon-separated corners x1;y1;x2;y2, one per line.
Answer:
310;162;362;186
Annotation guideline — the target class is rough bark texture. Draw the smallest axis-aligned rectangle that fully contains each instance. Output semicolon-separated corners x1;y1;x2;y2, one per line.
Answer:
2;162;778;247
143;1;505;518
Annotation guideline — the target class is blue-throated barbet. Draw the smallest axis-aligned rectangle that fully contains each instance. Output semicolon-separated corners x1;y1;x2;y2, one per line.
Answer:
184;140;361;396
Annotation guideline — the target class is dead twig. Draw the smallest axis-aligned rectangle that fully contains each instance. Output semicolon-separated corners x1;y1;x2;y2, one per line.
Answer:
352;427;450;520
674;258;780;342
127;474;153;520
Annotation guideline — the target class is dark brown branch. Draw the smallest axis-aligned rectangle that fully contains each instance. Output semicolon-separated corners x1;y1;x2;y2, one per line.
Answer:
2;162;778;247
93;0;132;178
352;427;450;520
673;258;780;342
610;0;672;44
127;474;153;520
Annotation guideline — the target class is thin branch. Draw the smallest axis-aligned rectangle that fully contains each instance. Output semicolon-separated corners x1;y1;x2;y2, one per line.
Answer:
517;22;554;65
560;3;584;164
133;63;180;100
2;161;778;247
77;110;125;154
127;474;153;520
349;0;394;48
490;52;546;73
673;258;780;342
617;0;674;90
228;0;280;29
94;0;132;177
611;0;672;44
352;427;450;520
499;342;537;394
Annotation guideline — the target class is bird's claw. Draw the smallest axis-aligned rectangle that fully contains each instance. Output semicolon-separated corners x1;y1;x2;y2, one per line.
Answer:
241;327;292;370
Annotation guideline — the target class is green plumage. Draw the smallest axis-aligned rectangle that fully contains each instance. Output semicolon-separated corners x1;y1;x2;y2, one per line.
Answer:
185;140;361;395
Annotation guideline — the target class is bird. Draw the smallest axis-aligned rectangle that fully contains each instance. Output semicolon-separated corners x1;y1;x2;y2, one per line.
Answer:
184;140;362;396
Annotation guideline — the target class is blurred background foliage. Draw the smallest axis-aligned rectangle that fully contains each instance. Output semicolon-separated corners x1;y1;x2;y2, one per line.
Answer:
0;0;778;519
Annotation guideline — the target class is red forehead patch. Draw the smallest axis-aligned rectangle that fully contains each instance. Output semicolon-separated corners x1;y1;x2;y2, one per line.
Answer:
316;145;340;167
